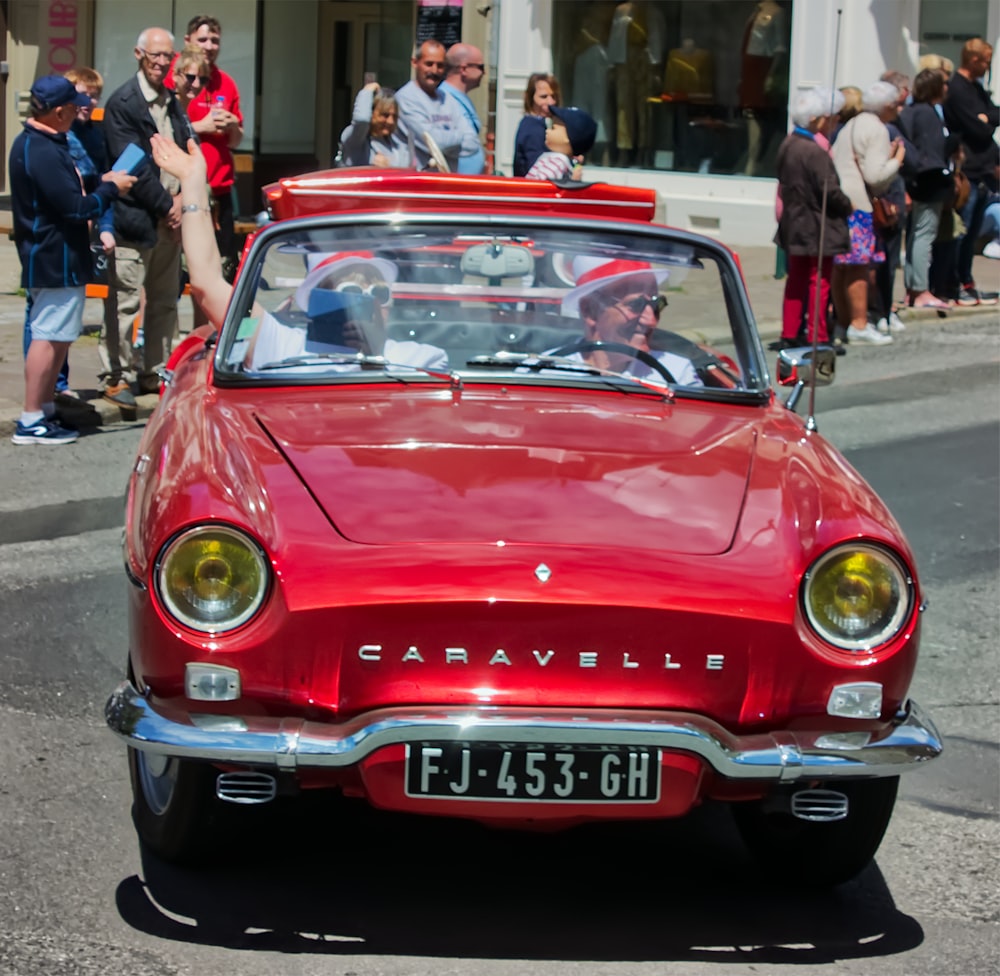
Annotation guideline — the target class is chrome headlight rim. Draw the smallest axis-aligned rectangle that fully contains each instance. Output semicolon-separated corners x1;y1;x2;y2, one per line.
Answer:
801;542;915;653
154;523;270;634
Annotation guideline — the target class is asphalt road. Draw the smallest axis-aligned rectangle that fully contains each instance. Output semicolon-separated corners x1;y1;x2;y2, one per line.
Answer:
0;312;996;976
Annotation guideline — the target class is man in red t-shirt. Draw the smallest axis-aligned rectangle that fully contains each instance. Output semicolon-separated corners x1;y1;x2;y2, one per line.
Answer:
166;14;243;285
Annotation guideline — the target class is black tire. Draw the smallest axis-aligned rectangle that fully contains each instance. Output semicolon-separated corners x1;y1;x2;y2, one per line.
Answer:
128;747;219;864
732;777;900;887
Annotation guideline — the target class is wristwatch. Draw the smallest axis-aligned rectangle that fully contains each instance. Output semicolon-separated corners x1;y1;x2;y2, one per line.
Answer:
182;203;209;214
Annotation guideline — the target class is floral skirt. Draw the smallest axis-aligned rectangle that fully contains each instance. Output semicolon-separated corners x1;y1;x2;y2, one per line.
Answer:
833;209;886;265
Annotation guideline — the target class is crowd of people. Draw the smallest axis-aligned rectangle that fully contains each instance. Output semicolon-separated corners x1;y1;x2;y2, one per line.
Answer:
8;23;997;444
773;37;999;354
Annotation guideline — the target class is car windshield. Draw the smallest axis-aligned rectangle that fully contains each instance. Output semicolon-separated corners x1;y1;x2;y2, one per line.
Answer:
216;217;768;399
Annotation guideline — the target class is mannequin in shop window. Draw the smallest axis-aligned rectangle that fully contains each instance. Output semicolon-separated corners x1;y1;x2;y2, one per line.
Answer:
607;0;664;167
739;0;789;176
572;10;612;167
663;37;715;172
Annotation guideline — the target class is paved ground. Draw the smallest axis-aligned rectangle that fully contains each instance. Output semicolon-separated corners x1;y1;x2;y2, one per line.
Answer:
0;210;996;440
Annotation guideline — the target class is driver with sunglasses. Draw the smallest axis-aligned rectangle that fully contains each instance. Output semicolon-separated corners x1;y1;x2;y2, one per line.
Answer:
558;257;702;387
248;252;448;372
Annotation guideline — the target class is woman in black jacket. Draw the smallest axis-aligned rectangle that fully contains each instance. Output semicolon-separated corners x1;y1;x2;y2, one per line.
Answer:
898;68;959;309
772;87;853;349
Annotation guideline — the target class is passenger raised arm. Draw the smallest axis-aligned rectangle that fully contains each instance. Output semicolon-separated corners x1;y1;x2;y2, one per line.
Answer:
149;134;233;327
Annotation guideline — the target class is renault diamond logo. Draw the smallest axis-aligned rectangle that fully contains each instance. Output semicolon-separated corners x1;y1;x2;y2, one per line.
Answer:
534;563;552;583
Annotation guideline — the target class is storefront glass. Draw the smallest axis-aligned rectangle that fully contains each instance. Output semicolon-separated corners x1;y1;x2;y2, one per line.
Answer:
551;0;792;178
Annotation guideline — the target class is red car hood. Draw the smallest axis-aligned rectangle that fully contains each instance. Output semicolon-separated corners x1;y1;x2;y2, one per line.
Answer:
254;391;756;555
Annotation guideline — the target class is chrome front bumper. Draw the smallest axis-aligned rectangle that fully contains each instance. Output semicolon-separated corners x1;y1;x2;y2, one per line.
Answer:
105;681;942;782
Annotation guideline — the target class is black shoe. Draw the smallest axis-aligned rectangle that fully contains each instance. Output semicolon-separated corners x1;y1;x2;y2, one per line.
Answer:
767;337;798;351
977;290;999;306
956;285;980;306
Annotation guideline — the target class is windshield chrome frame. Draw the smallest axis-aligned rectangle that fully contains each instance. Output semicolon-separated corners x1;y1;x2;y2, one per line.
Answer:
214;211;771;398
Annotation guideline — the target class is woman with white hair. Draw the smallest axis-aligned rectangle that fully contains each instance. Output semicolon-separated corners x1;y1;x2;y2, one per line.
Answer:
771;87;853;351
830;80;907;345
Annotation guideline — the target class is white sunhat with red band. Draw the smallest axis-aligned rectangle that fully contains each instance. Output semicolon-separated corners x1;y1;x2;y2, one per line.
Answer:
296;251;398;310
561;256;670;318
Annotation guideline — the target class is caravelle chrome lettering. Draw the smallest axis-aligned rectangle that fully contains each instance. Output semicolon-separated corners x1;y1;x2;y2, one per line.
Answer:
356;645;726;672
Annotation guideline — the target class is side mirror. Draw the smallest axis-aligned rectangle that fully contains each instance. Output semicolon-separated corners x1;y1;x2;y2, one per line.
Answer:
777;345;836;388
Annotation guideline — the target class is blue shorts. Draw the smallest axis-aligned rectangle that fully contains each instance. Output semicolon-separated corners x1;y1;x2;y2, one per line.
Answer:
28;287;86;342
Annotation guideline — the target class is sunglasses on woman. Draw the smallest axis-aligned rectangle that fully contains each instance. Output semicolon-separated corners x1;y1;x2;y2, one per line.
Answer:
183;73;211;85
334;281;392;306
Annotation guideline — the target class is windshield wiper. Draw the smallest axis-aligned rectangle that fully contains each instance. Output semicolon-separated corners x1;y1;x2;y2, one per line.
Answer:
254;353;455;383
465;352;674;399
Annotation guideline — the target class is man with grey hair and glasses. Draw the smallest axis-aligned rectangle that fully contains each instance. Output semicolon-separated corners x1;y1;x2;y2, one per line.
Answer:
103;27;190;396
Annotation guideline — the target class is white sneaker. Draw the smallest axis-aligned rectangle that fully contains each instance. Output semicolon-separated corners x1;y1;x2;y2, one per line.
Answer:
847;323;893;345
888;311;905;332
874;317;889;335
983;240;1000;260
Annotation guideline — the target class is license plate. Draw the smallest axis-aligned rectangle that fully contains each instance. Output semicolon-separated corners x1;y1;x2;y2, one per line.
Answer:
405;743;660;803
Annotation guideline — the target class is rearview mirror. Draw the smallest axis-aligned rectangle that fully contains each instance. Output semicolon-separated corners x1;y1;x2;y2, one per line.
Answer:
461;241;535;284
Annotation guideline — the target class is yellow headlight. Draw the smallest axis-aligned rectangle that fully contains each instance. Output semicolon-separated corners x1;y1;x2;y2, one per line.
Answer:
802;544;913;651
156;526;268;632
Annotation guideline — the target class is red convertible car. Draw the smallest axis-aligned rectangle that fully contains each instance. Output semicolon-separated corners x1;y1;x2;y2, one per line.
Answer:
106;170;941;884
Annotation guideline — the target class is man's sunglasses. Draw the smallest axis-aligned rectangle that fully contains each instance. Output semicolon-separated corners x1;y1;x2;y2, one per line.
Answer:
335;281;392;306
464;63;485;71
609;294;668;316
183;73;211;85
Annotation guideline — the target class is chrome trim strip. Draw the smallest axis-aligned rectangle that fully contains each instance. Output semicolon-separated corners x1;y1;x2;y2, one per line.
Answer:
106;683;941;781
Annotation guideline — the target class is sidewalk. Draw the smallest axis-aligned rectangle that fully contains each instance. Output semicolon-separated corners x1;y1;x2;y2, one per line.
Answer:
0;216;995;441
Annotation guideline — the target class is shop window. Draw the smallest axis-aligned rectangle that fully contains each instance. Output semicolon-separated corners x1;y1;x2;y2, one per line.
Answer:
552;0;792;178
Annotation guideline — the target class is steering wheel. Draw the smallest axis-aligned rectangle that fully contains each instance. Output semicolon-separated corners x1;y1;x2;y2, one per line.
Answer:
548;340;677;385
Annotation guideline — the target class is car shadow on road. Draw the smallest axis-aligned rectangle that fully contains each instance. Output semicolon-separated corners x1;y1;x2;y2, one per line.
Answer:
115;795;923;963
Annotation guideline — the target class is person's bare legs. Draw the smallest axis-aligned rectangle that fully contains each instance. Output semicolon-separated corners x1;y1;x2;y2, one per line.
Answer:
24;339;71;412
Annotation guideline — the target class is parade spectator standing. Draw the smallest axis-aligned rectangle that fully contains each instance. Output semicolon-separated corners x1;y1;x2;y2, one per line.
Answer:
772;88;851;350
9;75;133;444
338;83;409;167
871;70;911;333
395;39;465;172
439;43;487;174
830;81;905;346
898;68;957;310
22;67;117;403
943;37;999;306
171;45;211;114
525;106;596;181
513;73;559;176
104;27;189;395
168;15;244;284
66;67;137;407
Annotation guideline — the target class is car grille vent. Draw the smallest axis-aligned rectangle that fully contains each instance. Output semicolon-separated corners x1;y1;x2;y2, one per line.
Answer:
790;788;849;822
216;771;278;805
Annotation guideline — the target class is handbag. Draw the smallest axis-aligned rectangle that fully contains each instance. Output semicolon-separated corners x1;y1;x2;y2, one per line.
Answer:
870;194;900;231
851;121;900;232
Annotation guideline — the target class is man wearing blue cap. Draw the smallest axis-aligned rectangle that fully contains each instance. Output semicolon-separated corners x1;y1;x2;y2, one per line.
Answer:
8;75;136;444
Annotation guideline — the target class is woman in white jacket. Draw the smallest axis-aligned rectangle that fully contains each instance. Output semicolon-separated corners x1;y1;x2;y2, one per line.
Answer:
831;81;906;345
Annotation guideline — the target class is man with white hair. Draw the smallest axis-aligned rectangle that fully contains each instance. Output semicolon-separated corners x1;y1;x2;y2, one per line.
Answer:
103;27;190;394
